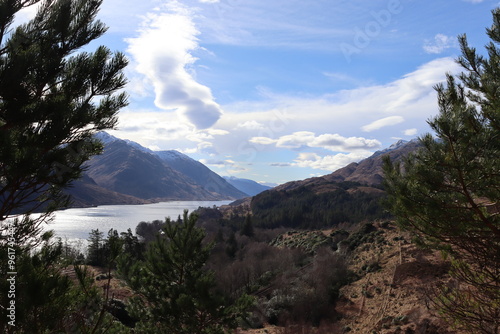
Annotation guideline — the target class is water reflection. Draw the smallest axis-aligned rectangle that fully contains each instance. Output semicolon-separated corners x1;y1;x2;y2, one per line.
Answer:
45;201;231;240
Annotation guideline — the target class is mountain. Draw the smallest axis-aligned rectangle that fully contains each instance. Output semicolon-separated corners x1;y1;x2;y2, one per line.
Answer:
67;133;247;205
95;132;247;199
154;151;246;199
66;174;150;207
323;138;421;185
223;176;272;196
274;138;421;193
231;139;421;229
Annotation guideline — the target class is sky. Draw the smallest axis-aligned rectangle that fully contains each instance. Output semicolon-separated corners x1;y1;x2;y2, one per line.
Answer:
34;0;500;184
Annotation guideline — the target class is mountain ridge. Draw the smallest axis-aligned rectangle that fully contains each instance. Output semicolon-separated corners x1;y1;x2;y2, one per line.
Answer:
67;135;420;209
272;138;421;193
223;176;272;196
220;139;421;230
67;133;247;206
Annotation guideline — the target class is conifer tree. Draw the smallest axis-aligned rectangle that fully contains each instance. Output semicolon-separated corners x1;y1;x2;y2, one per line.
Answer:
383;8;500;333
121;210;252;334
0;1;128;332
240;213;254;238
0;0;128;233
87;228;104;266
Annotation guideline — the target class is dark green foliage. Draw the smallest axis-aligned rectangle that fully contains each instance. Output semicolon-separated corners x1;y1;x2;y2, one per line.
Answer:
87;228;105;266
225;231;238;258
0;0;128;225
383;9;500;334
251;182;388;229
120;228;145;261
120;210;252;334
0;1;128;331
87;228;127;268
0;235;71;332
0;234;128;333
240;213;255;237
135;219;165;243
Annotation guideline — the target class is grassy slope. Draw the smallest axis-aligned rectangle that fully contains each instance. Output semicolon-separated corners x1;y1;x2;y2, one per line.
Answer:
240;222;465;334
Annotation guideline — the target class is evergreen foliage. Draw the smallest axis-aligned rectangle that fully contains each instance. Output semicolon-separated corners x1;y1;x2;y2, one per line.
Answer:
87;228;105;266
240;213;254;237
251;182;388;229
383;9;500;333
135;219;165;243
120;210;253;334
0;1;128;332
0;232;128;333
225;230;238;258
0;0;128;232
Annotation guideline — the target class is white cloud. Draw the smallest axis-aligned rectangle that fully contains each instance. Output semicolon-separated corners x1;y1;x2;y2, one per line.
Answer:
250;131;381;152
126;3;223;129
361;116;405;132
293;151;371;172
236;120;266;130
186;132;214;142
249;137;278;145
112;57;460;180
311;134;381;151
404;128;418;136
423;34;456;54
276;131;316;149
204;129;230;136
219;58;458;138
13;3;39;26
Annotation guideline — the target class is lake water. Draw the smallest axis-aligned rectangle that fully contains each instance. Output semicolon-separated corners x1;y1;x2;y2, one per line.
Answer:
45;200;231;241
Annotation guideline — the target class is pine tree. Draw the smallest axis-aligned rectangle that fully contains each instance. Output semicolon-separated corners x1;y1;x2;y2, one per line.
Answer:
0;232;128;333
121;210;252;334
225;230;238;258
0;0;128;234
87;229;104;266
0;1;128;331
240;213;254;238
383;8;500;333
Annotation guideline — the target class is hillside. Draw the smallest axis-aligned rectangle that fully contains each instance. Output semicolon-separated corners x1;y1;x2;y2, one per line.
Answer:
223;176;272;196
335;223;458;334
66;174;150;207
155;151;247;199
227;140;421;230
67;132;247;206
85;139;213;200
274;139;420;193
235;222;462;334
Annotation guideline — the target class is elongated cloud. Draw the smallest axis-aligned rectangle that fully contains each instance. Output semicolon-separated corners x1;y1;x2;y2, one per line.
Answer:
361;116;405;132
293;151;372;172
249;131;380;152
126;4;222;129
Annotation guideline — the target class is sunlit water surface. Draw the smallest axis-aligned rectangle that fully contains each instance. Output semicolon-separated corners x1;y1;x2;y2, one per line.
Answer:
43;200;231;241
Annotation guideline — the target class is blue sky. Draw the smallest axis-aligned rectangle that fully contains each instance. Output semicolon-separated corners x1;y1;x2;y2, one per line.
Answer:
50;0;500;184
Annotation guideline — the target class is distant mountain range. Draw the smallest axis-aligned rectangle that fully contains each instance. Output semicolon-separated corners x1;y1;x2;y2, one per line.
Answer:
223;176;273;196
273;139;420;192
66;134;420;209
67;132;254;207
226;139;421;229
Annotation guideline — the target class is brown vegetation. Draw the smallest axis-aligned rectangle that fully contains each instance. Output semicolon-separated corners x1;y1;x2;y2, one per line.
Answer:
238;222;469;334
